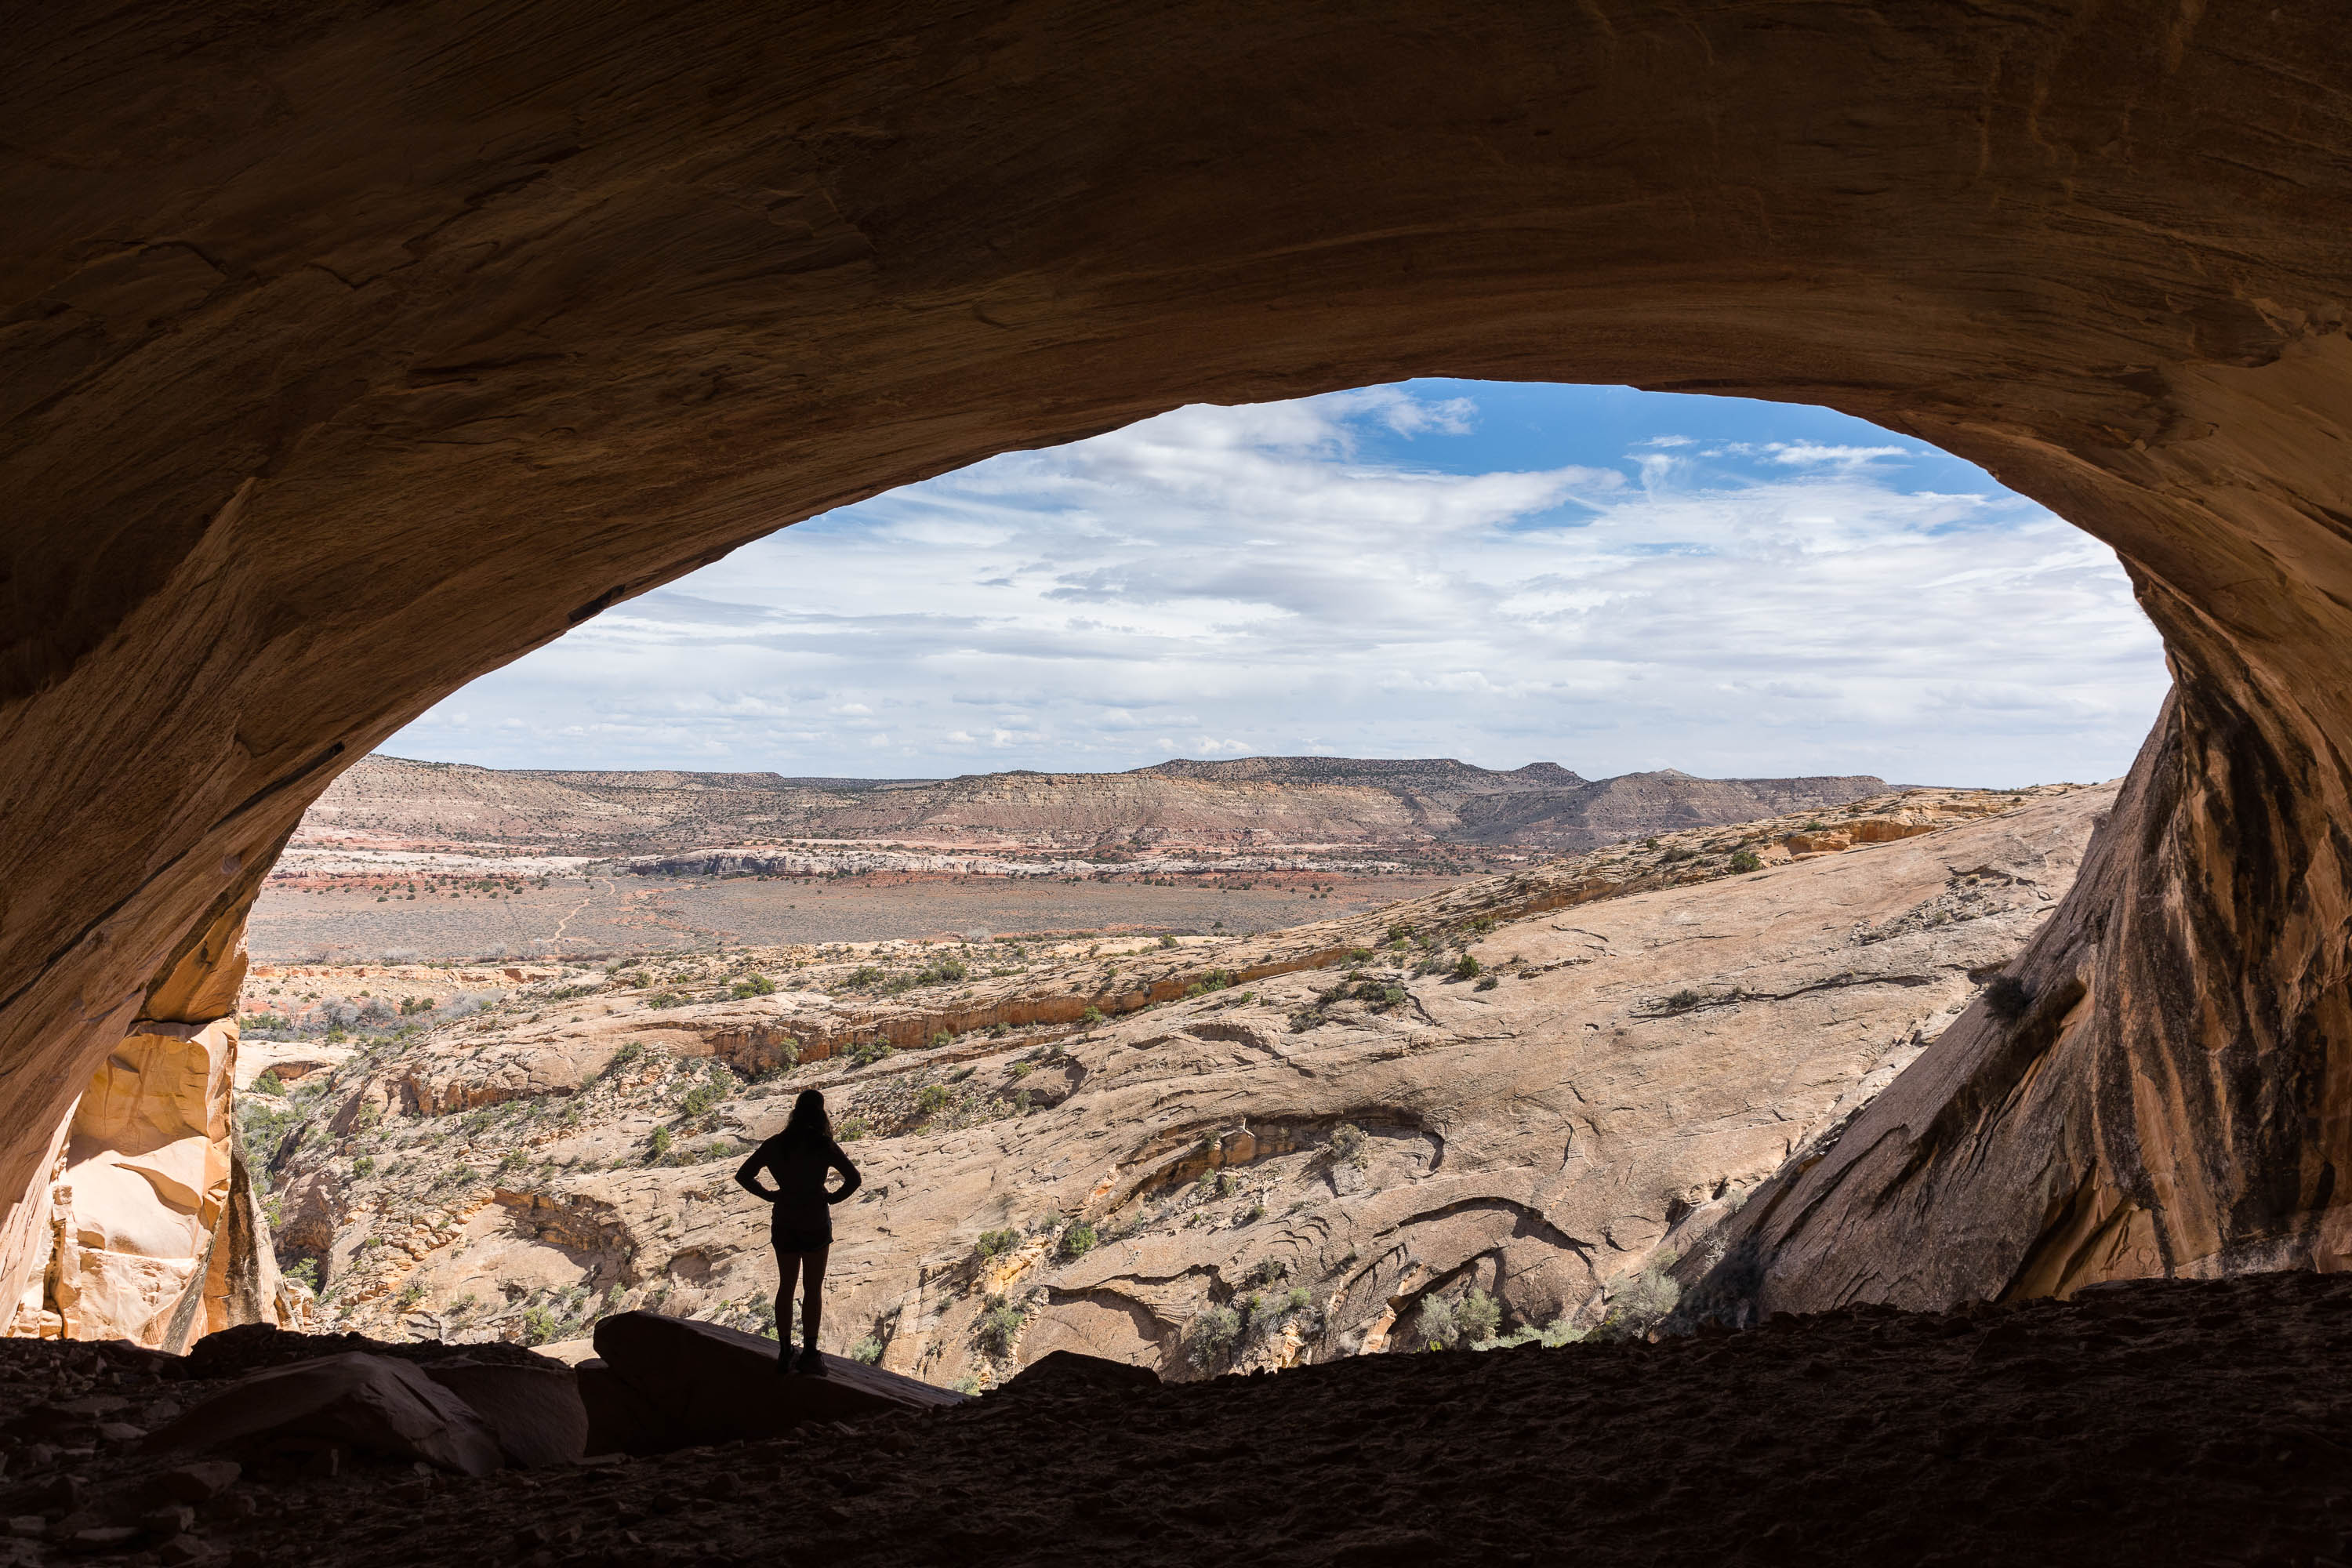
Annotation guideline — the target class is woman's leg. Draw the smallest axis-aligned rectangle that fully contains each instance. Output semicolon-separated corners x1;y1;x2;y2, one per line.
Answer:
800;1246;829;1359
773;1247;803;1362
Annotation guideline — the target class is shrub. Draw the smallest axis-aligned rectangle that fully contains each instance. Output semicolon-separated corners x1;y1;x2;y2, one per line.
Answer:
1475;975;1499;992
285;1259;320;1290
1455;1287;1502;1346
1080;1005;1105;1026
644;991;686;1010
1158;935;1179;949
1216;1171;1241;1198
1340;948;1375;967
976;1294;1027;1356
977;1228;1019;1260
848;1336;883;1365
1246;1257;1290;1287
1984;974;2034;1022
1659;845;1697;864
1057;1222;1098;1261
1328;1123;1369;1168
849;1040;895;1068
1452;953;1482;981
351;1155;376;1178
837;1116;870;1142
1728;848;1763;873
847;965;885;987
916;1083;951;1116
731;974;776;998
251;1069;286;1098
677;1076;729;1118
1188;1304;1242;1367
1664;989;1704;1011
647;1127;673;1160
928;1029;952;1049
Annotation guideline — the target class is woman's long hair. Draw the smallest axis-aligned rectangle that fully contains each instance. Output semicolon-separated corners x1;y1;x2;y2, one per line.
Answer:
780;1088;831;1149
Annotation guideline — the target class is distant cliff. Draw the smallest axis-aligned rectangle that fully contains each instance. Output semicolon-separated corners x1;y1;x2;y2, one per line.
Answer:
299;754;1889;858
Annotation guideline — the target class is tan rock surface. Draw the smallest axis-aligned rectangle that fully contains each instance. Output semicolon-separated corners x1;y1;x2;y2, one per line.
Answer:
263;791;2104;1381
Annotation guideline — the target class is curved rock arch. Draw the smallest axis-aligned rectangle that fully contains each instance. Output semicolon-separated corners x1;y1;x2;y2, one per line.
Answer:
7;0;2351;1319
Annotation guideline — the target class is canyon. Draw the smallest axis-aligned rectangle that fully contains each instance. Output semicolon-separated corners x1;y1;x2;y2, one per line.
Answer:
240;786;2090;1378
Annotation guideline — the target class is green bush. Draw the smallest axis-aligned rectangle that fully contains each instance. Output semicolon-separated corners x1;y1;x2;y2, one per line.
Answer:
1327;1123;1368;1167
250;1068;286;1098
1665;989;1704;1011
1246;1257;1290;1287
977;1228;1019;1260
1728;848;1763;873
647;1127;673;1160
837;1116;870;1142
1475;975;1499;992
1452;953;1482;981
848;1336;883;1365
1188;1304;1242;1367
351;1155;376;1178
1456;1287;1502;1345
849;1040;895;1068
731;973;777;998
644;991;686;1010
1158;935;1179;949
976;1294;1027;1356
1057;1222;1098;1261
1080;1005;1105;1026
916;1083;951;1116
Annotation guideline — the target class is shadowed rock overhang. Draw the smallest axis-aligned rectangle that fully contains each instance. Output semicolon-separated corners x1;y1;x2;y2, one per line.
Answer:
5;0;2352;1321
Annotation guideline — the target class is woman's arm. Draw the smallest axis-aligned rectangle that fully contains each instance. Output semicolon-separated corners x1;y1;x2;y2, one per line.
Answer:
825;1142;863;1205
735;1142;780;1202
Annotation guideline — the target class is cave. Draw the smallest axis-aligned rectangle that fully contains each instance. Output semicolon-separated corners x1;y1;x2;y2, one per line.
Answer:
8;0;2352;1361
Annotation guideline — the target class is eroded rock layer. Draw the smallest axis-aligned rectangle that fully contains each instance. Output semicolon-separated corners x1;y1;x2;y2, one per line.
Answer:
253;792;2100;1381
8;1;2352;1315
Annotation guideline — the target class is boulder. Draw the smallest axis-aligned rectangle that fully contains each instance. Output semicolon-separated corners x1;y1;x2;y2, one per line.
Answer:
575;1360;675;1457
996;1349;1160;1396
590;1312;964;1450
418;1360;586;1468
144;1352;503;1475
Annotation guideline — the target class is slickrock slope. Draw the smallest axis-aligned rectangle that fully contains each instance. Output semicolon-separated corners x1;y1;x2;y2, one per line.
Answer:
250;788;2103;1381
296;754;1887;859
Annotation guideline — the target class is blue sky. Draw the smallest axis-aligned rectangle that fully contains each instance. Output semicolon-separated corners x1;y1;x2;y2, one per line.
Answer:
387;380;2169;786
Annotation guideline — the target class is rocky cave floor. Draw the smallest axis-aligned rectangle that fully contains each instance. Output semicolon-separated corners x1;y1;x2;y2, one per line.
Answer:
6;1272;2350;1568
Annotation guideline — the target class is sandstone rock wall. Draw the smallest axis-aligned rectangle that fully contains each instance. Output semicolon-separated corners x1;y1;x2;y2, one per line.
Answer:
9;0;2352;1323
3;923;313;1345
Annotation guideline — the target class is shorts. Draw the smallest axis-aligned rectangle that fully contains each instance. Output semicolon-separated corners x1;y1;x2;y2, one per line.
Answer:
771;1210;832;1253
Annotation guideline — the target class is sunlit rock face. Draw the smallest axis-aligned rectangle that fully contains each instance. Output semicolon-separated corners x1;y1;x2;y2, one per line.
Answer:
6;1;2352;1316
2;912;312;1343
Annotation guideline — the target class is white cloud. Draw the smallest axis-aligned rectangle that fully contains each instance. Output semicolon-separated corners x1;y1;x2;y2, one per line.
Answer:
387;385;2169;786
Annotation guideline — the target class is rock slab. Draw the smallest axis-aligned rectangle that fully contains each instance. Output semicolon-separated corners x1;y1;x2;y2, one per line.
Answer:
590;1312;964;1450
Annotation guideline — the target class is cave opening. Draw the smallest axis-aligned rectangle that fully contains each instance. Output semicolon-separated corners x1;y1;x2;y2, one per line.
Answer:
160;377;2175;1382
12;7;2352;1548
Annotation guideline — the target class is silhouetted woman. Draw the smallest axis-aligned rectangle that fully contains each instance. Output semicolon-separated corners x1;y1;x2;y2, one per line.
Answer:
735;1089;861;1374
